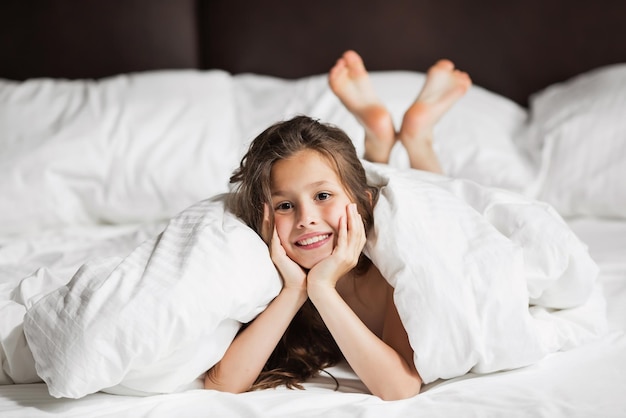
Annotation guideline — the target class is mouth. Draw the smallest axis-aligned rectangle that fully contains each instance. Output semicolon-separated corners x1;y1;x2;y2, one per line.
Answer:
295;233;332;248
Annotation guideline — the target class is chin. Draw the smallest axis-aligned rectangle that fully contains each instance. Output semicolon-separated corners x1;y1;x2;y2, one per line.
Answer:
294;258;315;270
293;253;329;270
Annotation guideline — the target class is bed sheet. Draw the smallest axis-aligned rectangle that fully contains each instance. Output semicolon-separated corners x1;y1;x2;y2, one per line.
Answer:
1;218;625;418
567;218;626;333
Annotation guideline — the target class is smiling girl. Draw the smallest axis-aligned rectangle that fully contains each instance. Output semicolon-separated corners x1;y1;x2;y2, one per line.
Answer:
204;50;471;400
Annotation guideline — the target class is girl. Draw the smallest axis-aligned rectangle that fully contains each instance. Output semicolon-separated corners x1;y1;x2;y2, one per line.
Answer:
204;50;471;401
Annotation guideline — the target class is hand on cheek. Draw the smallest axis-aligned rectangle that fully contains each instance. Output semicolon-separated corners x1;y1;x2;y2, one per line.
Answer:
307;203;366;290
263;204;307;291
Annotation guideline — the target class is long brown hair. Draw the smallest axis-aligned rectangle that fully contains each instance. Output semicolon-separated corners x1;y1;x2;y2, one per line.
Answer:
229;115;379;390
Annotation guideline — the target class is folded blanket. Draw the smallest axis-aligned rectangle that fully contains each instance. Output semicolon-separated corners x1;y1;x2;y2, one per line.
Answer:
363;162;606;383
22;195;281;398
19;166;605;398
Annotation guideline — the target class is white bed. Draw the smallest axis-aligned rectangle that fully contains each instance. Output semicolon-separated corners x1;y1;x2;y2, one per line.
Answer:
1;64;626;417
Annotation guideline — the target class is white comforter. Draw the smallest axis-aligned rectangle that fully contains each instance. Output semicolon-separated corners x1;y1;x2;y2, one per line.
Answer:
1;163;606;398
363;163;605;383
3;66;621;401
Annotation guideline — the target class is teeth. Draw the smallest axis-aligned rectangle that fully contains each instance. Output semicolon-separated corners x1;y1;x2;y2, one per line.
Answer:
297;234;329;246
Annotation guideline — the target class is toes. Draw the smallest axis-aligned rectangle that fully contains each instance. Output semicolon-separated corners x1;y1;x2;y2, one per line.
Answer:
343;50;367;75
433;59;455;72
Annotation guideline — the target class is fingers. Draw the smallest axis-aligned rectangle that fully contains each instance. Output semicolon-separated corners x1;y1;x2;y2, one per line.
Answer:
261;203;272;244
262;204;287;262
347;203;366;249
335;203;366;262
268;223;307;289
270;226;283;256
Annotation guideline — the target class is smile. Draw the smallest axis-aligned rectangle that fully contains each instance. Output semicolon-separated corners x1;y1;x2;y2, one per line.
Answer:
296;234;330;247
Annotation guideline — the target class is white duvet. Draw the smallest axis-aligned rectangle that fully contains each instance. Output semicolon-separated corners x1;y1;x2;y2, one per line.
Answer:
2;66;619;400
363;163;605;383
2;163;605;398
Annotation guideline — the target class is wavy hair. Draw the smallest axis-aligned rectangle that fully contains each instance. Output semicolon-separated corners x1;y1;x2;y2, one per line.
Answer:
228;115;379;390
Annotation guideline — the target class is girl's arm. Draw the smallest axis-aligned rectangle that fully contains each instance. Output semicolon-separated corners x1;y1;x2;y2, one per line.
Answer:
307;284;421;401
307;204;422;400
205;211;308;393
204;286;307;393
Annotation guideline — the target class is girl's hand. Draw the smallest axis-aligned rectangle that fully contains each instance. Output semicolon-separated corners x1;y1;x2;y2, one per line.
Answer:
308;203;366;290
262;204;307;291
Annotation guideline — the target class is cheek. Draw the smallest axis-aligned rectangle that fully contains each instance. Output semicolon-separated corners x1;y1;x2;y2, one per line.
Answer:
326;205;347;230
273;217;292;244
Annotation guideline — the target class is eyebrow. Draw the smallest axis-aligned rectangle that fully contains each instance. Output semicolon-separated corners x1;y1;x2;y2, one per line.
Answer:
271;180;335;197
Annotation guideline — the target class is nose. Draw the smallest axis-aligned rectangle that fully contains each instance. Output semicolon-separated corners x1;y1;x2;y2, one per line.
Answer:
296;203;318;228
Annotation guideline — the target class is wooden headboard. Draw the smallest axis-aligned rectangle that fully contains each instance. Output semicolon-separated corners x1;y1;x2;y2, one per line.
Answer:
2;0;625;106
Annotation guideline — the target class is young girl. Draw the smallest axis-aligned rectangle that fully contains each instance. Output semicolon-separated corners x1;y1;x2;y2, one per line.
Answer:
204;50;471;401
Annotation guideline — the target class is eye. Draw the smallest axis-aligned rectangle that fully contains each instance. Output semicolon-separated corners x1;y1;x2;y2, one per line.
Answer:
316;192;332;201
275;201;294;211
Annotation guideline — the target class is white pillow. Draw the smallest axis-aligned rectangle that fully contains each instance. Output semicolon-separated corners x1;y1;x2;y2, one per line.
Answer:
369;72;533;192
231;71;533;192
23;195;281;398
525;64;626;218
0;70;239;234
1;69;532;235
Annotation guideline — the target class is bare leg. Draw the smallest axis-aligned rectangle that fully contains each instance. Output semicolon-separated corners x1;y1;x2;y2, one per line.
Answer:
329;50;396;163
399;60;471;173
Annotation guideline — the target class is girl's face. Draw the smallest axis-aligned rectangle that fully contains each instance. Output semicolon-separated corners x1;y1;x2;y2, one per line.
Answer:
270;149;354;269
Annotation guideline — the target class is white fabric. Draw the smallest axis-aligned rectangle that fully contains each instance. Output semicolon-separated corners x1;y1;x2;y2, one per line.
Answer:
2;217;626;417
0;70;531;235
372;73;532;191
16;167;605;396
232;71;533;192
0;70;238;234
0;223;165;386
1;66;625;417
524;64;626;218
363;163;605;383
21;195;281;398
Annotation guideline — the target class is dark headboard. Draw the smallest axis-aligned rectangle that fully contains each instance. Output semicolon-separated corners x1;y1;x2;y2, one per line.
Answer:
2;0;626;106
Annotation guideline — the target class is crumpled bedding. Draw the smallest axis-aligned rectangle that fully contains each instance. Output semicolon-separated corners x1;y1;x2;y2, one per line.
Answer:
4;165;606;397
19;196;282;398
363;162;606;383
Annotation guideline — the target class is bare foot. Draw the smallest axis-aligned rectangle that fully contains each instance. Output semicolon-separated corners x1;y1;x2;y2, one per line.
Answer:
400;59;471;143
329;50;396;163
399;59;471;172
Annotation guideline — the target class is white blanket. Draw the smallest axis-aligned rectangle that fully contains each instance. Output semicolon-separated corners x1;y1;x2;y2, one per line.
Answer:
19;196;282;398
7;166;606;397
363;162;606;383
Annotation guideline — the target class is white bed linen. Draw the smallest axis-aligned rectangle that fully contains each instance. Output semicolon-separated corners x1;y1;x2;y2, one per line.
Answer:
3;165;602;398
1;217;625;418
363;163;603;383
523;64;626;218
0;69;532;236
2;66;626;417
20;196;281;398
